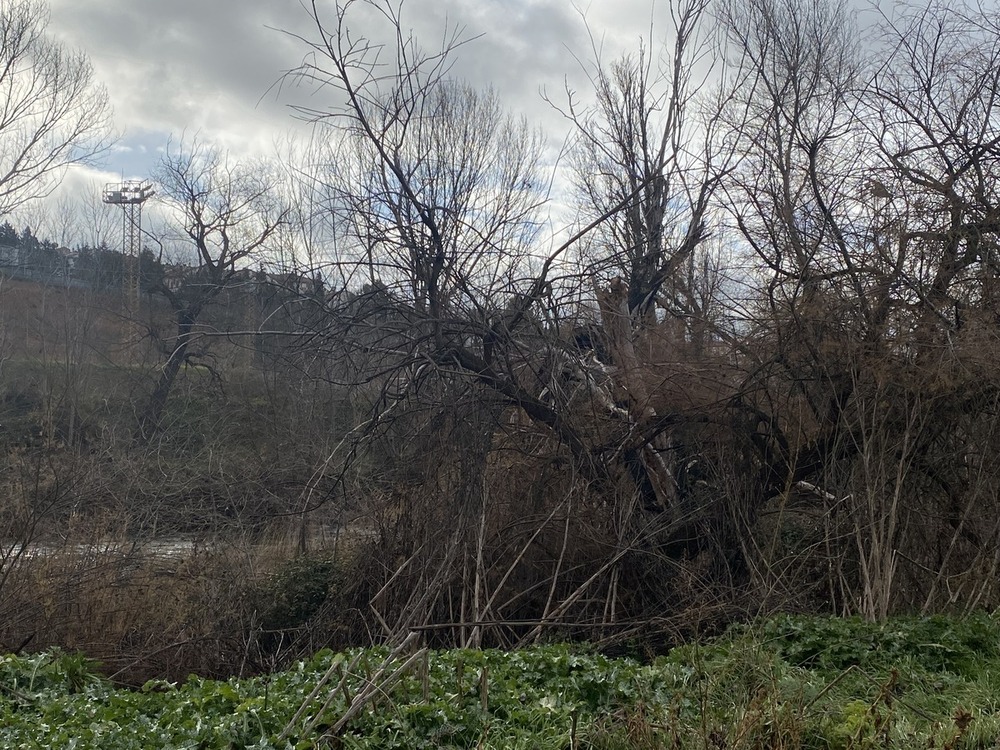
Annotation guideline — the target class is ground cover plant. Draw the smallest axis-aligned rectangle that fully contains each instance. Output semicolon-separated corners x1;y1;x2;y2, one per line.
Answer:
1;613;999;749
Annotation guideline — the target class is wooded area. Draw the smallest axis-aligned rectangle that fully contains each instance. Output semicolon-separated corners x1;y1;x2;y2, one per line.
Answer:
1;0;999;682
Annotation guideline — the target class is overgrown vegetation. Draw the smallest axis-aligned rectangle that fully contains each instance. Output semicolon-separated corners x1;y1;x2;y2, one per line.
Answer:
2;0;1000;695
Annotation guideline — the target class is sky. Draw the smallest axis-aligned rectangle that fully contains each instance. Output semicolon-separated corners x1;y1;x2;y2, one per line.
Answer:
44;0;670;188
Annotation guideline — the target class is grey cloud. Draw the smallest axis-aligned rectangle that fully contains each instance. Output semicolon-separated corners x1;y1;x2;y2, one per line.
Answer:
48;0;306;134
46;0;664;172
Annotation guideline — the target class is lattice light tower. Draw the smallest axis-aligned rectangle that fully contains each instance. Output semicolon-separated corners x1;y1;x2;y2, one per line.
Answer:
103;180;154;307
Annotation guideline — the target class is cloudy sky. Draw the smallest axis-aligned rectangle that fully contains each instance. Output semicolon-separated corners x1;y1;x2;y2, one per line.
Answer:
44;0;670;185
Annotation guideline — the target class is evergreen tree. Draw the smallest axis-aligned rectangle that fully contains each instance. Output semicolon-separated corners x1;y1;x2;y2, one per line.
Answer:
0;221;17;246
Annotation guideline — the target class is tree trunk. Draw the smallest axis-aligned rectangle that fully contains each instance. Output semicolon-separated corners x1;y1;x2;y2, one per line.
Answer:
138;311;195;441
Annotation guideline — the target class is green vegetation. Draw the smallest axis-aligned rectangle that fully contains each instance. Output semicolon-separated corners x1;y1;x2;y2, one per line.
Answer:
2;614;999;749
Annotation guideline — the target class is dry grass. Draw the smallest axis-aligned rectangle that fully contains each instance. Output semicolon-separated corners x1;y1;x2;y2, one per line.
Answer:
0;521;354;685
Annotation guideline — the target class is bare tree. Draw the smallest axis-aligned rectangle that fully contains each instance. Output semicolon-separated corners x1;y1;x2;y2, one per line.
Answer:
865;1;1000;343
544;1;748;591
320;79;544;320
139;142;289;439
716;0;1000;618
0;0;113;216
857;0;1000;617
275;0;763;647
560;1;727;331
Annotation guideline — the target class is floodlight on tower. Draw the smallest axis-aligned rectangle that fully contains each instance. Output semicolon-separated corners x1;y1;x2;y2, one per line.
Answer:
103;180;154;307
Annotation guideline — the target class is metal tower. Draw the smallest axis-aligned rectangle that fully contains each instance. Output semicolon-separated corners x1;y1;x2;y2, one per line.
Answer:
103;180;154;307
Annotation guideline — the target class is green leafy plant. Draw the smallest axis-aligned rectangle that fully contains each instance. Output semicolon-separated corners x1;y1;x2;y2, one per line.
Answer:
3;615;1000;748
